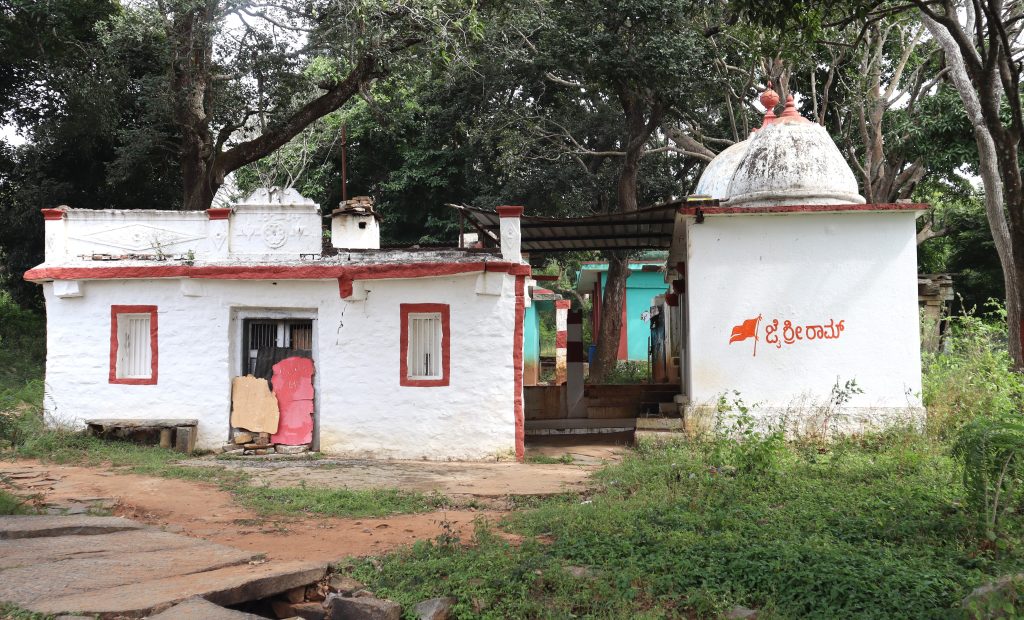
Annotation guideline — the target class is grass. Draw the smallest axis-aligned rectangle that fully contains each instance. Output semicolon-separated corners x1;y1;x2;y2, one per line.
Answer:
525;453;575;465
0;603;53;620
238;486;449;518
0;489;34;515
345;432;1023;619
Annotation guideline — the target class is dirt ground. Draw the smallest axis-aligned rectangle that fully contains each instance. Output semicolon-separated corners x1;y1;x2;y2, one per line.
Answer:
0;442;628;565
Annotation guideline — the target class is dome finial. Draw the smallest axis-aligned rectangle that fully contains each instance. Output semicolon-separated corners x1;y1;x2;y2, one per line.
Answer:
779;94;807;122
760;81;780;127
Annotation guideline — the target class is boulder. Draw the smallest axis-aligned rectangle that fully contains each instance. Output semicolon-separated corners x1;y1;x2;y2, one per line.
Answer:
326;594;400;620
327;575;365;596
413;597;457;620
963;573;1024;619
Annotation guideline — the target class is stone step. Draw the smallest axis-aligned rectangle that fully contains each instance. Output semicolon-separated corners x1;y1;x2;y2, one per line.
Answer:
0;515;145;540
634;417;684;431
30;560;328;617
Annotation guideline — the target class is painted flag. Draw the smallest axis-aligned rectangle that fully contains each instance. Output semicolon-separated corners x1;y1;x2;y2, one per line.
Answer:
729;317;760;344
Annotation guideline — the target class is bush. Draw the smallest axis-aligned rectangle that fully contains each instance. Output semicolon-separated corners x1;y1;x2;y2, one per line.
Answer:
599;360;650;384
922;302;1024;438
954;411;1024;542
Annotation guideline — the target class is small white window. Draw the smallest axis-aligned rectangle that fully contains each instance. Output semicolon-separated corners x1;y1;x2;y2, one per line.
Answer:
407;313;442;379
117;313;152;379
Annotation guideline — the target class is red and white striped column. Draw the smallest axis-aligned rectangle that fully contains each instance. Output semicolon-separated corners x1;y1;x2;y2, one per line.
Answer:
567;309;586;418
554;300;570;385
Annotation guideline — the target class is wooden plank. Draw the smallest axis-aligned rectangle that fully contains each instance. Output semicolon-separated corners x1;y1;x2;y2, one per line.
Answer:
85;419;197;429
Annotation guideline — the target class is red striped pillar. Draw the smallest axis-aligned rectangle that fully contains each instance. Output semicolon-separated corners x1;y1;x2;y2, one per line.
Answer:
567;309;586;418
554;300;570;385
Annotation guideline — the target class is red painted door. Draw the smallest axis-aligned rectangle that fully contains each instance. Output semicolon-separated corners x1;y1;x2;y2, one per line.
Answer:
270;356;315;445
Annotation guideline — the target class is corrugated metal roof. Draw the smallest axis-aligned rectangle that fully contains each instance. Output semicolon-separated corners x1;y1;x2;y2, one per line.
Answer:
450;198;717;252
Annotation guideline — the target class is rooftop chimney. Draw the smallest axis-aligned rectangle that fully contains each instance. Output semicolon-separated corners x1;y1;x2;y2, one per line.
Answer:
496;205;524;263
331;196;380;250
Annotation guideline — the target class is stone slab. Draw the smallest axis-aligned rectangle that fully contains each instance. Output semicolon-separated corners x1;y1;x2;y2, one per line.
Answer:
149;597;265;620
0;542;255;606
231;375;280;434
32;560;328;617
0;528;210;569
85;418;198;428
0;515;144;539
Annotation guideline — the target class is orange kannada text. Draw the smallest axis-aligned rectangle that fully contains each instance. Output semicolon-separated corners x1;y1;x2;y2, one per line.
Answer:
764;318;845;349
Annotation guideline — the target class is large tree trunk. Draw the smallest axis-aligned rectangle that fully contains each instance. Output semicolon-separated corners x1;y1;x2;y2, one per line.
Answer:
923;15;1023;368
589;94;658;381
590;252;629;382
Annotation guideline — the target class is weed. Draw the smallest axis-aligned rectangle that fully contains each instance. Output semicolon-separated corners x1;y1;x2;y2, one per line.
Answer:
0;489;35;515
954;411;1024;542
524;453;575;465
237;485;448;518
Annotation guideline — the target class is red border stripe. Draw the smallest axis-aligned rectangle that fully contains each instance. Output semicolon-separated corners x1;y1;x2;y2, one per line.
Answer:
513;275;526;461
399;303;451;387
678;202;926;216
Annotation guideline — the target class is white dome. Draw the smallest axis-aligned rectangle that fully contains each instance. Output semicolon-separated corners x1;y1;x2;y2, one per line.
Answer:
694;138;749;200
694;93;865;208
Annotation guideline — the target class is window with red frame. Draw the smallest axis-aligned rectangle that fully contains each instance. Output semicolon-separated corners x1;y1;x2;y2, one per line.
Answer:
109;305;158;385
400;303;450;387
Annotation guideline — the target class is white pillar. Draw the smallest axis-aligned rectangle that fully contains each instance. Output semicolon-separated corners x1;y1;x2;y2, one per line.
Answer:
41;207;67;262
555;300;570;385
497;205;524;263
567;309;586;418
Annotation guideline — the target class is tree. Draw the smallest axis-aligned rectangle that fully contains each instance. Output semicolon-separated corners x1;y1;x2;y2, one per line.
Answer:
112;0;481;211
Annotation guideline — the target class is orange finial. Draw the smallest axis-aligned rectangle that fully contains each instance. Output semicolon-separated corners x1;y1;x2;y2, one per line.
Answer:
778;94;809;123
760;82;780;127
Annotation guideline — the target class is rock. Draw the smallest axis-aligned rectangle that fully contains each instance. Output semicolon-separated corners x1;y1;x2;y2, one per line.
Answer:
258;432;272;445
353;589;375;598
276;444;310;454
288;601;328;620
55;616;95;620
233;432;254;445
962;573;1024;619
273;599;326;619
327;595;401;620
223;443;245;452
254;449;271;455
149;597;265;619
0;515;144;540
306;585;327;602
412;596;456;620
285;585;307;603
565;566;599;579
243;443;260;449
327;575;364;596
724;606;759;619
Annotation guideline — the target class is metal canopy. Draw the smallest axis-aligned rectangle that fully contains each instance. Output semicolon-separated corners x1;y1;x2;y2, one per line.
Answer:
450;199;717;252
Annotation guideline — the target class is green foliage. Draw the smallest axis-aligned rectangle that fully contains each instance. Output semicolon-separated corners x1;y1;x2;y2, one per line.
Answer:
0;602;53;620
349;433;1015;618
954;412;1024;542
599;361;651;384
922;303;1024;438
238;486;448;518
713;392;787;475
0;489;34;516
524;453;575;465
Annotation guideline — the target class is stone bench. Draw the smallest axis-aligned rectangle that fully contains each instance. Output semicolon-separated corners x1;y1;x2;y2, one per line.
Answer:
84;419;198;454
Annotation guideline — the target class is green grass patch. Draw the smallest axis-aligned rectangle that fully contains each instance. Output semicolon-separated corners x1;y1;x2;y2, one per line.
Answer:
238;485;448;518
524;453;575;465
347;433;1022;618
0;603;53;619
0;489;35;515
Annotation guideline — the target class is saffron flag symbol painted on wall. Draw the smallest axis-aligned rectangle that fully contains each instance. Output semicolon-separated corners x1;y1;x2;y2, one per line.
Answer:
729;315;763;356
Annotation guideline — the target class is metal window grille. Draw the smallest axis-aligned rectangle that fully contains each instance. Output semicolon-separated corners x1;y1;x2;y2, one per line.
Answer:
117;314;151;379
408;313;442;378
290;323;313;350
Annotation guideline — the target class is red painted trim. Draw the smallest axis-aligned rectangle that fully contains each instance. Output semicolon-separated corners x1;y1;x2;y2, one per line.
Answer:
532;274;559;281
24;261;530;284
665;293;679;307
533;287;554;295
41;208;66;221
513;275;526;461
677;203;926;217
672;278;685;294
555;332;567;348
555;300;571;310
109;305;158;385
399;303;451;387
497;205;525;218
206;208;232;220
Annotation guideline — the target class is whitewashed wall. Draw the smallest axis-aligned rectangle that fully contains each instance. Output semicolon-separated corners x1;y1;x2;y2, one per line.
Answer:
684;211;923;429
42;273;518;459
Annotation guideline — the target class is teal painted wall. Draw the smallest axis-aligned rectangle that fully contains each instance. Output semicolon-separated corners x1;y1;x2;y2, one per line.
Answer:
596;266;665;361
524;303;540;366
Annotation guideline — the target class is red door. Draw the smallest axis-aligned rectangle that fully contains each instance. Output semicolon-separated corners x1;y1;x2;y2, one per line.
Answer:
270;357;315;446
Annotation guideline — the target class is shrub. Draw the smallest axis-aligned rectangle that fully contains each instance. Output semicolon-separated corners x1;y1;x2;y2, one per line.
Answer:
953;411;1024;542
600;361;650;384
922;302;1024;438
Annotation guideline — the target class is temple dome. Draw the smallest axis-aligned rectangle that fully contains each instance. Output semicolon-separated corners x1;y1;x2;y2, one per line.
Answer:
695;91;865;208
694;138;749;200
